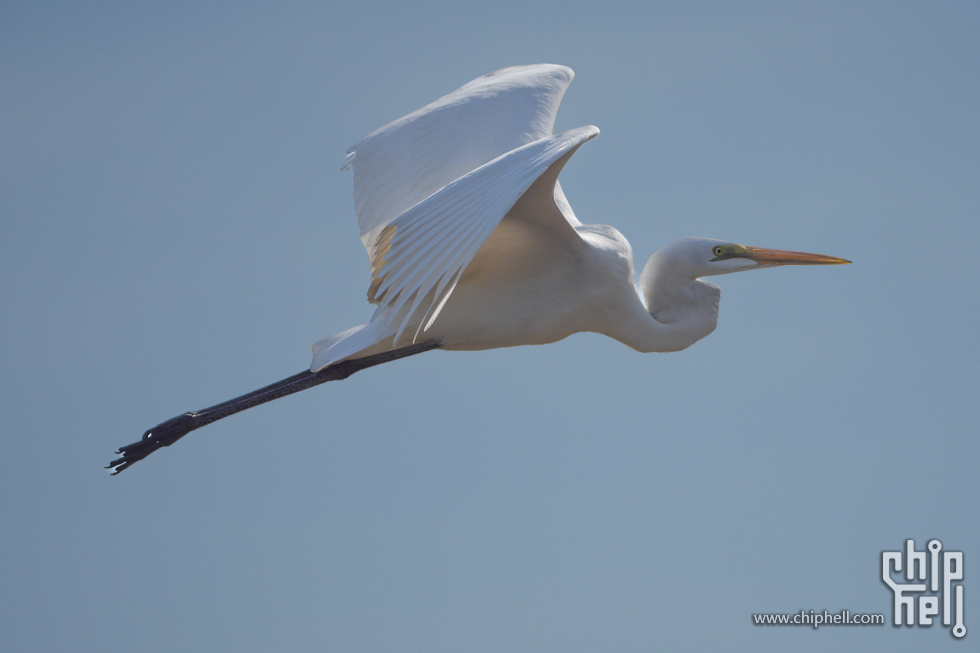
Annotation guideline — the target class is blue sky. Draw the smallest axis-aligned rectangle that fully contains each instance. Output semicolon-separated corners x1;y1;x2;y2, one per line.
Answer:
2;2;978;651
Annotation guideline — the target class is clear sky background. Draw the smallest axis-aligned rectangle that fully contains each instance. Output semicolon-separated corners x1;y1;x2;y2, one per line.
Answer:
2;2;977;651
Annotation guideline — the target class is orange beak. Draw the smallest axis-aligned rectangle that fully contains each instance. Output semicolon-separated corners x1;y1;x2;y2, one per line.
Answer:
742;247;851;266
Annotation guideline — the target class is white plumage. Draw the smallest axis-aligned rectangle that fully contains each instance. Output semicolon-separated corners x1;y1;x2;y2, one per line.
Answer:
311;63;848;371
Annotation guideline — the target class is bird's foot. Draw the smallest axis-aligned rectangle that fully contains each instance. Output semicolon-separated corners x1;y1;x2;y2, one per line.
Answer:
106;412;200;475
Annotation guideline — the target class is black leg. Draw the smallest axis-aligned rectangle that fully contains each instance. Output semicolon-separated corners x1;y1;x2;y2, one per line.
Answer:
107;341;441;474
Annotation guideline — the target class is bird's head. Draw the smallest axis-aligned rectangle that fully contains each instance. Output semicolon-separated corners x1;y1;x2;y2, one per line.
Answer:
651;237;851;280
638;237;850;347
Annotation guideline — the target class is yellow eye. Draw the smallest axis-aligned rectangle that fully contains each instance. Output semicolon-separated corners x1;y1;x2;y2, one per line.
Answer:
712;245;725;257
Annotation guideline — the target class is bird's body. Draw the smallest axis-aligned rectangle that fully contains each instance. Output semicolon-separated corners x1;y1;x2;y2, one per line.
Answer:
108;64;849;474
437;222;641;352
319;218;644;359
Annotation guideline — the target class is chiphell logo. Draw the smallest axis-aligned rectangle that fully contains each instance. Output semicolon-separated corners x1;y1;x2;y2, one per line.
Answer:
882;539;966;639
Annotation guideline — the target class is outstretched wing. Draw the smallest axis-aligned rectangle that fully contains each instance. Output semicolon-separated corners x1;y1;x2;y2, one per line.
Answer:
368;126;598;345
346;64;577;264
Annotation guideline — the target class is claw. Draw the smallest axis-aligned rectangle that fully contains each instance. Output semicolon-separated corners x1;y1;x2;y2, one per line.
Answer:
107;412;201;474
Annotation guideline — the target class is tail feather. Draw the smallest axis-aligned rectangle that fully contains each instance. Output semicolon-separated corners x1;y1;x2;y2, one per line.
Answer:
310;322;384;372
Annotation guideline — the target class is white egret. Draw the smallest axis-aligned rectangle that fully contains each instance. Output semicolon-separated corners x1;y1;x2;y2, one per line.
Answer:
109;64;849;474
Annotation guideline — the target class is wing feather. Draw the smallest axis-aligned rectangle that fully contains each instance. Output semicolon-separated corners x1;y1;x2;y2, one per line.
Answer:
347;64;577;264
369;126;599;344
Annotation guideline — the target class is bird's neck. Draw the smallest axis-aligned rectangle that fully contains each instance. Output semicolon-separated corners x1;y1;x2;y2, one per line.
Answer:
607;262;720;353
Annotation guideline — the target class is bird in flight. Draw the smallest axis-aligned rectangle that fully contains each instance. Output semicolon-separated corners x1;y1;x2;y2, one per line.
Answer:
108;64;849;474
